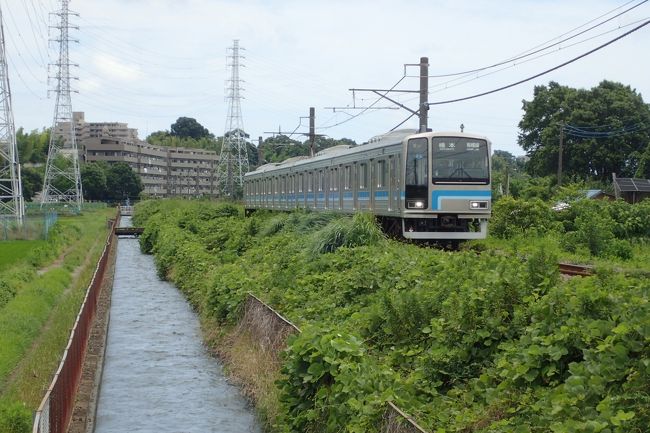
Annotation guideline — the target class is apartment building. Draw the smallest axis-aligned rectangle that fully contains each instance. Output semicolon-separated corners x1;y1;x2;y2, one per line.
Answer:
54;111;139;145
71;112;220;198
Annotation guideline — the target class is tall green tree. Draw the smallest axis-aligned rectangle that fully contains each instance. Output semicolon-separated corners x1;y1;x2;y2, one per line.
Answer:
105;162;143;201
81;162;108;201
170;117;213;140
518;80;650;181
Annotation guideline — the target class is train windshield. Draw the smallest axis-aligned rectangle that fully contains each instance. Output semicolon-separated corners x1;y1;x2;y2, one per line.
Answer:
406;138;428;186
431;137;489;183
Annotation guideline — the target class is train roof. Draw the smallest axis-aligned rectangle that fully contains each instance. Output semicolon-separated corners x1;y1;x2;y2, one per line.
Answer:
246;129;490;176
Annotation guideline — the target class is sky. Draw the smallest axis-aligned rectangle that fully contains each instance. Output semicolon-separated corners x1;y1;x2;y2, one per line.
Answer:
2;0;649;155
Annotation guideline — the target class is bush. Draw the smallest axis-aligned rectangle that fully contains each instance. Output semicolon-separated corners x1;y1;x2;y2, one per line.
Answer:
310;213;384;254
490;197;557;239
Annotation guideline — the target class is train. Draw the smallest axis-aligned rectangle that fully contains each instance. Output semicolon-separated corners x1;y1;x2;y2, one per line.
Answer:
243;129;491;240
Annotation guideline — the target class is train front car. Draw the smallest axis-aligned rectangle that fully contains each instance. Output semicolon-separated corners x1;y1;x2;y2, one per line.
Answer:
402;131;491;240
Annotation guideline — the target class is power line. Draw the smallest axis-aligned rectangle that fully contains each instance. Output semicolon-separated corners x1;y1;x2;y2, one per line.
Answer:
20;0;48;66
426;19;650;106
564;122;649;137
426;0;647;79
393;17;649;105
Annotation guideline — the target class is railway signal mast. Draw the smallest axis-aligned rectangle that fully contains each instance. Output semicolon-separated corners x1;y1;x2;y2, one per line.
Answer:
0;5;24;224
217;39;249;197
41;0;83;211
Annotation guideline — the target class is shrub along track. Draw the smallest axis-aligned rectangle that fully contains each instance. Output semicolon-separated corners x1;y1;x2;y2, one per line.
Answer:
132;200;650;433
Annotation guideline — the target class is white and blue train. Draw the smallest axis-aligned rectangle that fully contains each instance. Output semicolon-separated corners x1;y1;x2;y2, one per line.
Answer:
243;129;491;240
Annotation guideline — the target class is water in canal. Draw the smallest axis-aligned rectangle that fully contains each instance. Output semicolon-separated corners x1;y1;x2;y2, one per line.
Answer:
95;217;261;433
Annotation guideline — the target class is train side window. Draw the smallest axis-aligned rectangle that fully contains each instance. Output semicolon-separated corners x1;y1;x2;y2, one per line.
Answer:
377;160;387;188
344;166;351;190
308;172;313;192
330;168;336;191
318;171;324;191
359;163;368;189
297;174;302;192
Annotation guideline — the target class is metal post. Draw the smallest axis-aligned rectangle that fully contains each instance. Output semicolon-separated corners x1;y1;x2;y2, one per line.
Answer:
419;57;429;133
309;107;315;157
558;123;564;186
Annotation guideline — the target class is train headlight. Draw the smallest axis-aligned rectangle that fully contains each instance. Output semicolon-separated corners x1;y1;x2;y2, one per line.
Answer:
408;200;425;209
469;201;488;210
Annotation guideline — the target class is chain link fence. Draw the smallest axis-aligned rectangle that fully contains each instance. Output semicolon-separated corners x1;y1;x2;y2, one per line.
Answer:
0;213;58;240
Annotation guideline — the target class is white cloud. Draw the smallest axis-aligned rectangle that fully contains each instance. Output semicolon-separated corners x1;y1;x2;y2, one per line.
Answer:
92;54;144;82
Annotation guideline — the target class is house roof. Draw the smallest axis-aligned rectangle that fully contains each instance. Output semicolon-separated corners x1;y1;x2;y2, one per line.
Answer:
614;177;650;192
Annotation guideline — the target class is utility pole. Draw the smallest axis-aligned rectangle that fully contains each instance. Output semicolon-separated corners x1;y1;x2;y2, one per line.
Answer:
41;0;83;211
257;136;264;165
217;39;248;197
419;57;429;133
309;107;315;157
557;123;564;186
0;5;24;224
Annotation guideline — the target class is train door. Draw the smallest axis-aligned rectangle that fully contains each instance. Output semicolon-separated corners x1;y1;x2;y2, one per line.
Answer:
388;155;399;211
352;163;358;211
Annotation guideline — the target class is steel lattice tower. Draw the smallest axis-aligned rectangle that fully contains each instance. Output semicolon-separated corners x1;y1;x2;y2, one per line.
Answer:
216;39;249;197
0;6;24;223
41;0;82;211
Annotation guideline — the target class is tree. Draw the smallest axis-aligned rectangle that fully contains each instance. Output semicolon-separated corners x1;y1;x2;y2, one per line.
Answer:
257;135;357;164
20;166;43;201
81;162;108;201
170;117;213;140
105;162;143;201
16;127;50;163
518;80;650;181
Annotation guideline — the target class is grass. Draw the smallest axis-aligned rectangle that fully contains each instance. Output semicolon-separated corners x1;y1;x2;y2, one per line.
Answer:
203;317;283;429
0;207;114;414
467;232;650;273
0;241;45;271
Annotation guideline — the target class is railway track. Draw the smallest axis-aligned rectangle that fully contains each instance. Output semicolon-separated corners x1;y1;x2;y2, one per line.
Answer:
558;262;593;277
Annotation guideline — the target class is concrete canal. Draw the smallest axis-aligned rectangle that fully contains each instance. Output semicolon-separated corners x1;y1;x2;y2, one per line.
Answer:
94;217;261;433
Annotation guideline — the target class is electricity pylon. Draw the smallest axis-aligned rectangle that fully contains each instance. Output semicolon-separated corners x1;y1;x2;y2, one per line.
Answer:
41;0;82;211
0;5;24;223
216;39;249;197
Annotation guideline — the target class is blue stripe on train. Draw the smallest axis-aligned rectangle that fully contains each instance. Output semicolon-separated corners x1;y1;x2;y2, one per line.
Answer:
431;190;491;210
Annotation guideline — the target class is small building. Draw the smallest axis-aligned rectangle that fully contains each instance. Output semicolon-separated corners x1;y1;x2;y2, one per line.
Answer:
613;176;650;204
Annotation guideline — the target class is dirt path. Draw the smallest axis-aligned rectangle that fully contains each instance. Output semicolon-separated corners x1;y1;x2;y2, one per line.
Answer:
3;235;107;396
36;244;75;276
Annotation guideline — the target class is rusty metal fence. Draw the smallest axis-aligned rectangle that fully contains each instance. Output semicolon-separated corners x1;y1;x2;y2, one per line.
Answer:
242;293;429;433
32;210;119;433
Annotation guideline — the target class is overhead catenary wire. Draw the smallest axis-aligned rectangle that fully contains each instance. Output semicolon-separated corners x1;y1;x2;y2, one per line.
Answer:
425;0;647;79
426;19;650;106
317;75;407;130
392;17;649;106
